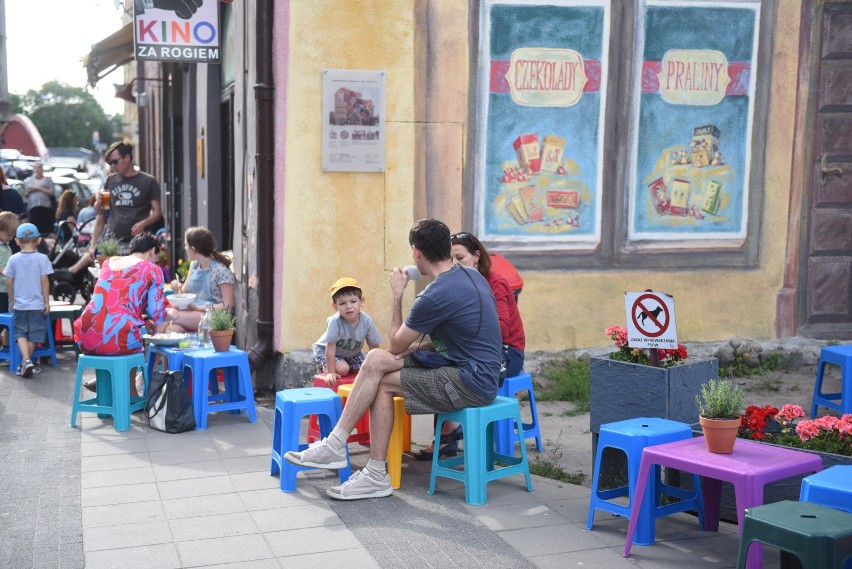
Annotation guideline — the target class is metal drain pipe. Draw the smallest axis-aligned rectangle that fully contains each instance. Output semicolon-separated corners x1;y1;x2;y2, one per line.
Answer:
248;0;275;371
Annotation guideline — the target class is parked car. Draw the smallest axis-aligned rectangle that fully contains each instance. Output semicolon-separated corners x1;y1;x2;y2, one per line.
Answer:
0;149;39;180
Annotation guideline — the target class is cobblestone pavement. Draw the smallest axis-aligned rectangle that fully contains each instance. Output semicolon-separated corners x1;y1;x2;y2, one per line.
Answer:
0;354;84;569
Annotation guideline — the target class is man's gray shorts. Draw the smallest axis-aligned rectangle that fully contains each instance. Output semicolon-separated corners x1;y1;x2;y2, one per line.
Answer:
399;355;493;415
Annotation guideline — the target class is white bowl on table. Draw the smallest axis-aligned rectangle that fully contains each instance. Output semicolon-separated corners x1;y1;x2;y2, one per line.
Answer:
167;293;197;310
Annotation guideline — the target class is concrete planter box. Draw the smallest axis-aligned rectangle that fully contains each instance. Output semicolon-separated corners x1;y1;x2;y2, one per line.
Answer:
589;355;719;485
590;355;719;434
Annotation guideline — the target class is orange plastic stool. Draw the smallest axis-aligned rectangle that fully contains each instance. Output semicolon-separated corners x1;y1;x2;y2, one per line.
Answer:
338;384;411;489
307;374;371;445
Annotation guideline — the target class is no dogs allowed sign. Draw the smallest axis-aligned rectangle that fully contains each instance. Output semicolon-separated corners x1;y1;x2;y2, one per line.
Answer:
624;292;678;349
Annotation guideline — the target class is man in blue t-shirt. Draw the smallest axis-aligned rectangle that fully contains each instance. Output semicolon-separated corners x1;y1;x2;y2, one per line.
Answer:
286;218;502;501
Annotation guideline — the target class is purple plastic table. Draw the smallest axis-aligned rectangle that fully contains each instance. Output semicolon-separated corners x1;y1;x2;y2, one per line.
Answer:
623;437;823;569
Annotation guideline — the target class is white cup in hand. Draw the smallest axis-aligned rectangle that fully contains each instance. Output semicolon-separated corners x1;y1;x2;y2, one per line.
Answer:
404;265;421;280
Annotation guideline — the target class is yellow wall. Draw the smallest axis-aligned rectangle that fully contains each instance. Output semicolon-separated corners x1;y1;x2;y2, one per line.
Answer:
278;0;803;353
279;1;419;351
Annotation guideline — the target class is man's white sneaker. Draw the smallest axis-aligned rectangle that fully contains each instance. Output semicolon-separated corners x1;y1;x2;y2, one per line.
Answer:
326;468;392;501
22;359;34;378
283;438;348;470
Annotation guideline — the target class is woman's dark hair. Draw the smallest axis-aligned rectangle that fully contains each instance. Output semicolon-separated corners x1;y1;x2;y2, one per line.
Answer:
56;189;77;220
129;232;160;256
451;232;491;277
185;226;231;267
408;218;451;263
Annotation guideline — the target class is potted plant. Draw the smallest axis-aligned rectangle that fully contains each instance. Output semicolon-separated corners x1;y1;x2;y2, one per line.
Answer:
208;307;236;352
96;237;121;266
696;378;745;453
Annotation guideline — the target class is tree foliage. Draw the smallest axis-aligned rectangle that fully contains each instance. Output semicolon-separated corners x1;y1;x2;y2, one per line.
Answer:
11;81;120;148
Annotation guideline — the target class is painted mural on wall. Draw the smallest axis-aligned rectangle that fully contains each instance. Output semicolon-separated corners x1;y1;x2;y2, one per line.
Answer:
628;1;760;241
475;0;609;250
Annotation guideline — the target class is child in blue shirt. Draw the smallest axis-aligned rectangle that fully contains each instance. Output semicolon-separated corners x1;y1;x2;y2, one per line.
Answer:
3;223;53;377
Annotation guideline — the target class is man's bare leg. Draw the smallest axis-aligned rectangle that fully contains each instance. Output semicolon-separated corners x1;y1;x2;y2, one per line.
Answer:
284;348;403;469
336;349;403;445
283;349;404;500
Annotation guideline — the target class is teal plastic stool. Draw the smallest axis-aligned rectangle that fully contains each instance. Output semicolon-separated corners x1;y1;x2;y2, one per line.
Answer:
428;396;533;505
495;372;543;455
70;353;148;432
736;501;852;569
0;312;58;371
181;347;256;429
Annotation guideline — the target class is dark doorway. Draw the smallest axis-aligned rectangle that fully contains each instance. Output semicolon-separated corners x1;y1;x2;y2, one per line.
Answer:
799;0;852;339
220;94;235;249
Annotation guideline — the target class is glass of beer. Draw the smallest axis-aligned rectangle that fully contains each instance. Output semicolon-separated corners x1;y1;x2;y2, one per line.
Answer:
99;191;111;209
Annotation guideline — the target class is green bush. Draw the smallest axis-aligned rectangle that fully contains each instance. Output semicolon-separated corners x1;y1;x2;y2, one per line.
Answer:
539;358;590;411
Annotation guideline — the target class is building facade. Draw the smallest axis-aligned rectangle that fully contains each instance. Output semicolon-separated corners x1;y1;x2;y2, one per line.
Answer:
91;0;852;389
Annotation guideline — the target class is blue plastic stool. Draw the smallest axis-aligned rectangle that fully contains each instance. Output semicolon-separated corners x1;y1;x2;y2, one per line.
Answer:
811;345;852;417
270;387;352;492
587;417;704;546
428;396;533;505
147;344;220;397
70;353;148;432
495;372;543;455
0;312;58;371
147;344;188;376
181;347;256;429
801;465;852;513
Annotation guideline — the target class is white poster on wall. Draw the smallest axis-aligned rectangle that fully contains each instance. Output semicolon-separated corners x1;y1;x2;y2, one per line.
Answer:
322;69;386;173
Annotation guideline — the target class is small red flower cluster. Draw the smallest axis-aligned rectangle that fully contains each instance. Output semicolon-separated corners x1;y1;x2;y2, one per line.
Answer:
739;404;779;440
605;326;688;368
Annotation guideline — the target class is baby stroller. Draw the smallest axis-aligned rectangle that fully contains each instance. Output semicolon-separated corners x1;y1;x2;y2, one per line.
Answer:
49;219;95;304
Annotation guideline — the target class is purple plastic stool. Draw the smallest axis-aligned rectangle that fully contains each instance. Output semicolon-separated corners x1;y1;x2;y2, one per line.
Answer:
623;437;823;569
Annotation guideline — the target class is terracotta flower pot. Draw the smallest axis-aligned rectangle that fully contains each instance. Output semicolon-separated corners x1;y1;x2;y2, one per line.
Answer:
699;415;741;453
209;329;234;352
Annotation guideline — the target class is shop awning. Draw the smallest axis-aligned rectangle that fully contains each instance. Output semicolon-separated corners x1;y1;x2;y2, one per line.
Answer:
82;22;134;87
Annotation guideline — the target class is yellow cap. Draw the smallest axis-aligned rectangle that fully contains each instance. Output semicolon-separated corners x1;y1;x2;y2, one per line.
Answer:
330;277;361;300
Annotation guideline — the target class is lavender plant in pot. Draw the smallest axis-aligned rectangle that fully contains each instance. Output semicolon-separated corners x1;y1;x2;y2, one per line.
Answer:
696;379;745;453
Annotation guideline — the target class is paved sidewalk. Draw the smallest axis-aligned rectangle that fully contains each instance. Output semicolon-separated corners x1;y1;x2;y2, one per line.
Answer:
0;353;781;568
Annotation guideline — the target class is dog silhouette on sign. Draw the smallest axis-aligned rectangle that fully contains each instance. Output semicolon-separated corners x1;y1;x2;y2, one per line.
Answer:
639;306;663;327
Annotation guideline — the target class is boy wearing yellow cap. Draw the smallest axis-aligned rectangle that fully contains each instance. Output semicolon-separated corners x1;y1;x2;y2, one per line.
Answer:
312;278;383;386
